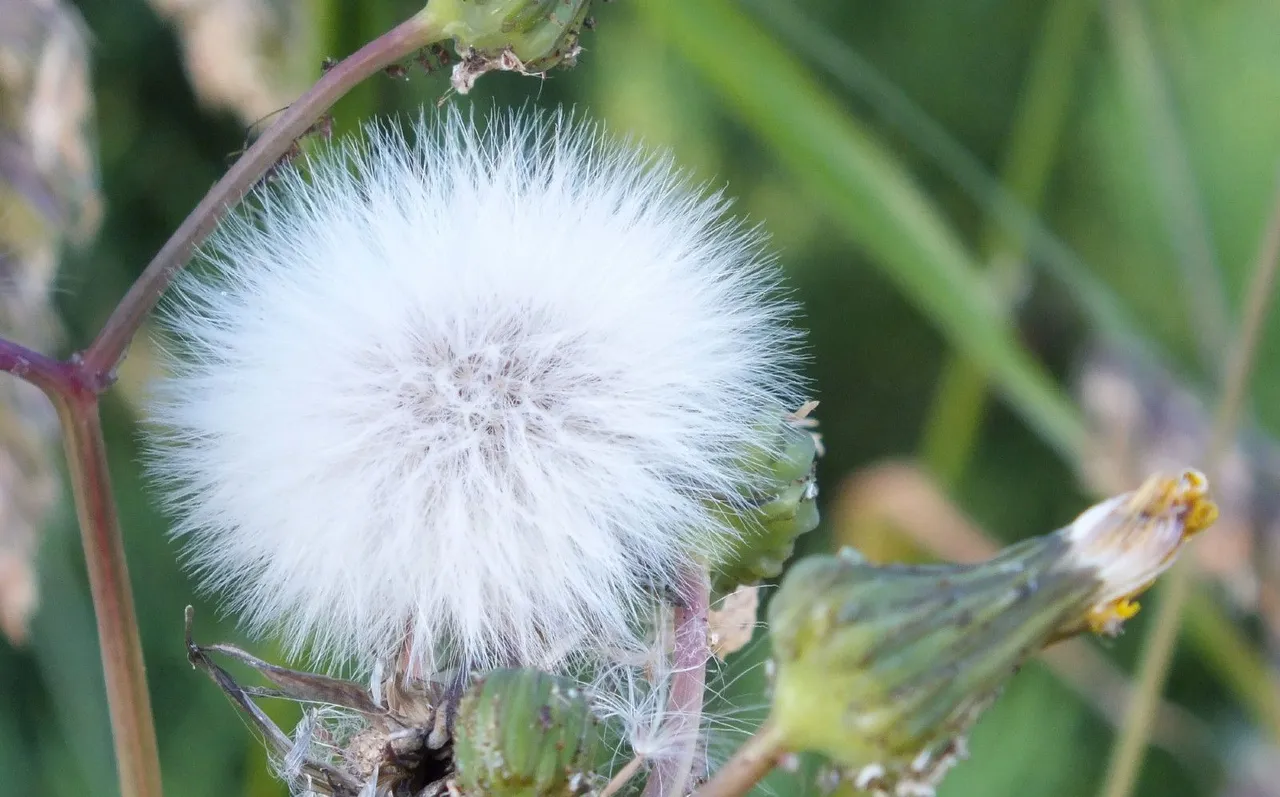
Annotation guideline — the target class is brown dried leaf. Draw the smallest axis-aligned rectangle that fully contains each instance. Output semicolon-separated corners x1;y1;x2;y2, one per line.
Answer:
708;584;758;659
147;0;319;125
0;0;100;645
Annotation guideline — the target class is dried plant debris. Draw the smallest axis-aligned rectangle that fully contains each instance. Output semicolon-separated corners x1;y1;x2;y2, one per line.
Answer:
707;585;758;660
185;608;456;796
147;0;318;124
0;0;101;644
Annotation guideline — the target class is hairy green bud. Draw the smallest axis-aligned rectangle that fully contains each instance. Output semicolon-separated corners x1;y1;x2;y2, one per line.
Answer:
453;668;604;797
712;417;820;596
424;0;593;92
766;470;1217;795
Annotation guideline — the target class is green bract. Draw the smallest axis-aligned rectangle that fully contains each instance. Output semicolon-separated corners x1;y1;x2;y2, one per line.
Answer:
426;0;592;86
453;668;605;797
711;419;820;596
767;542;1096;793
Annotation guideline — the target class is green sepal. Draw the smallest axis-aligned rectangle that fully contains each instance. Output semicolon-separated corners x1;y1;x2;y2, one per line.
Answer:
767;540;1098;780
711;421;820;596
453;668;606;797
426;0;592;72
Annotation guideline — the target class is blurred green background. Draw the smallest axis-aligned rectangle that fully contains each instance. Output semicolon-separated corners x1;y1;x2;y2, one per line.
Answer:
4;0;1280;795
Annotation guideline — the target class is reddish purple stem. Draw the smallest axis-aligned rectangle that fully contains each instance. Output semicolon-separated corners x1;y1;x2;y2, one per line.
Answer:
0;337;85;399
644;565;712;797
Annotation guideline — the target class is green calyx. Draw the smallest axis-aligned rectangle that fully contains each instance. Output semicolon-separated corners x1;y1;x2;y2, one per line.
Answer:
425;0;592;76
766;541;1098;791
711;419;820;596
453;668;605;797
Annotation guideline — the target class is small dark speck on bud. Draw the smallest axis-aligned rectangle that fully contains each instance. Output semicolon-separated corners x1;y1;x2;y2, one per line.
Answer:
320;56;338;73
583;16;596;29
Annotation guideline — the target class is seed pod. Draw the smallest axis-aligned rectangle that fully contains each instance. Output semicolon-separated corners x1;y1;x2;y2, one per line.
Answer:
711;419;820;596
454;668;604;797
424;0;593;92
766;470;1217;796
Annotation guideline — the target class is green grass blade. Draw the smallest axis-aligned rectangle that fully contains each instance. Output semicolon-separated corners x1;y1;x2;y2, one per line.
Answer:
1104;0;1230;377
635;0;1086;460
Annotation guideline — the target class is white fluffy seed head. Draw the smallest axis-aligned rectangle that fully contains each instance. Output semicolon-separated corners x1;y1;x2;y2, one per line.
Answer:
147;107;806;675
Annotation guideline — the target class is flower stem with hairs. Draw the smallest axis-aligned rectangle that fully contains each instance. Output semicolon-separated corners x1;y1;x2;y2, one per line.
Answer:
643;564;712;797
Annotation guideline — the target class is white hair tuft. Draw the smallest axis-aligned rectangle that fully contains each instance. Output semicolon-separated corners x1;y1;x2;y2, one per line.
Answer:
147;107;806;675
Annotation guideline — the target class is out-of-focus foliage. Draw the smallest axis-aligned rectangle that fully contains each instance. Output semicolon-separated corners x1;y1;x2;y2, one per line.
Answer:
0;0;98;645
4;0;1280;796
144;0;317;124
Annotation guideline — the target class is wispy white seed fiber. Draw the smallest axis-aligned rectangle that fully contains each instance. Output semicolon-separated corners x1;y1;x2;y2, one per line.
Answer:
147;107;806;674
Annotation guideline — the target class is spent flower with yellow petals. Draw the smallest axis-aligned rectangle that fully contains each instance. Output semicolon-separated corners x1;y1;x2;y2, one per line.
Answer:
1061;469;1217;637
764;469;1217;797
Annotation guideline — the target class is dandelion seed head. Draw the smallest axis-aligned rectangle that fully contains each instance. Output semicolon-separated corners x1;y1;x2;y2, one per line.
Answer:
147;107;806;674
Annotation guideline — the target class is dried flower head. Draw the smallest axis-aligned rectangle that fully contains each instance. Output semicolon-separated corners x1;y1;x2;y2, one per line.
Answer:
148;108;805;675
1063;468;1217;636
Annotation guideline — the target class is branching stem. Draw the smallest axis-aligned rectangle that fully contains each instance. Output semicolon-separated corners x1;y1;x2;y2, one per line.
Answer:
0;338;84;398
689;720;787;797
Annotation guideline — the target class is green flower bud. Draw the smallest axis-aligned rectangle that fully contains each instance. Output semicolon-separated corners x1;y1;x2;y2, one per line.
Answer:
765;470;1217;795
712;417;820;596
453;668;605;797
423;0;593;93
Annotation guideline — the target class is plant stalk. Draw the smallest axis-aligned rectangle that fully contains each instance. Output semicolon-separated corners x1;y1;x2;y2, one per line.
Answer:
644;564;712;797
56;392;163;797
689;720;787;797
1097;169;1280;797
80;9;442;384
0;338;83;397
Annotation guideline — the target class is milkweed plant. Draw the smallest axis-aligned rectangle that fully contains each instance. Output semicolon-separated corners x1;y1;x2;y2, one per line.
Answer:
0;2;1221;797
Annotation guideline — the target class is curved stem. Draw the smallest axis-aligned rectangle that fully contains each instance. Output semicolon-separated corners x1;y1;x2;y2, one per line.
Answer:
56;393;162;797
1097;169;1280;797
644;565;712;797
80;9;443;384
690;720;787;797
